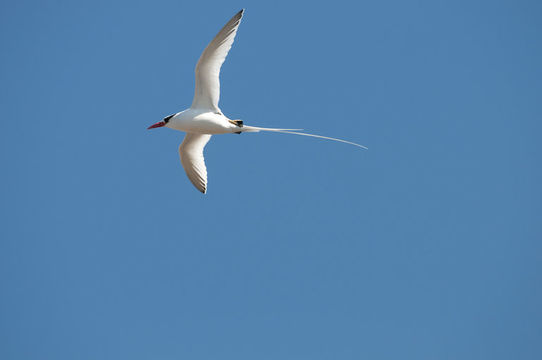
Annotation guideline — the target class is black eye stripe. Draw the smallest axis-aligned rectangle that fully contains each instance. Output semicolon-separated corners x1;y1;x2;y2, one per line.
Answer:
163;114;175;123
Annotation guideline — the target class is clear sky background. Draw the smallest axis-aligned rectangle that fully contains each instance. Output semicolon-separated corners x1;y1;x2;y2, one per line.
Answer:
1;0;541;359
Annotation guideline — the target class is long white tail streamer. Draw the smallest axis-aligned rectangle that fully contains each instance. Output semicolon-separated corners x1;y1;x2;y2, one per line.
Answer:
242;126;368;149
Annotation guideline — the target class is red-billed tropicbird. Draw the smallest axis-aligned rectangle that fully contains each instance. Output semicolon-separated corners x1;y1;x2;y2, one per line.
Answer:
148;9;366;193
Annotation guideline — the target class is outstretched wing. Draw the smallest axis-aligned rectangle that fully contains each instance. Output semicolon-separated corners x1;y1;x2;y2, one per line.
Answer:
179;133;212;194
191;9;244;112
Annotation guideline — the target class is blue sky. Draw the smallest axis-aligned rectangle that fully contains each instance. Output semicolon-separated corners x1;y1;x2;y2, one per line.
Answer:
1;0;541;359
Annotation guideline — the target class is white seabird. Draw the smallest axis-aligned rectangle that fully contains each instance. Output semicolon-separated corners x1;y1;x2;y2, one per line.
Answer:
148;9;366;193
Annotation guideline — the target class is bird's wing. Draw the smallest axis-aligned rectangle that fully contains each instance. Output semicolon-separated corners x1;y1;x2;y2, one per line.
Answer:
191;9;244;112
179;133;212;194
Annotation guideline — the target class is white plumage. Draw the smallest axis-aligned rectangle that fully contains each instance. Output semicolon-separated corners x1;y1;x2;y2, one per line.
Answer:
179;133;212;193
148;9;366;194
192;10;243;112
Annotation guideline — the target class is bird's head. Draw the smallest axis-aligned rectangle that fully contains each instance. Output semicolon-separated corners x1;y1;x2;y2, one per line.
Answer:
147;114;175;129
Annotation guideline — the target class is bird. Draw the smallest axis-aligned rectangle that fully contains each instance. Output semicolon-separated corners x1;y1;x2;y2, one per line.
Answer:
148;9;366;194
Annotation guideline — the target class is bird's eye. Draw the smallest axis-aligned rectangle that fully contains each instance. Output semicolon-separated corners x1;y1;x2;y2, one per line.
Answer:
163;114;175;123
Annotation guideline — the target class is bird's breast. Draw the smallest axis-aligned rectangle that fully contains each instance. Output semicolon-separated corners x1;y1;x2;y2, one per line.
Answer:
169;110;232;134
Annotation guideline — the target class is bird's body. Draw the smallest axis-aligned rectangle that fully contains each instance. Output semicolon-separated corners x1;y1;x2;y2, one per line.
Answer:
148;9;366;193
167;109;238;135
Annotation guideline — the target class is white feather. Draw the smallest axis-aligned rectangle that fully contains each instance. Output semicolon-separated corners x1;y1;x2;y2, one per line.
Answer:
179;133;212;193
191;9;244;112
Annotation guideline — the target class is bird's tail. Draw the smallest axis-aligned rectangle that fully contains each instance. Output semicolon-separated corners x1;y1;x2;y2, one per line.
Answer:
239;125;302;133
241;125;368;149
